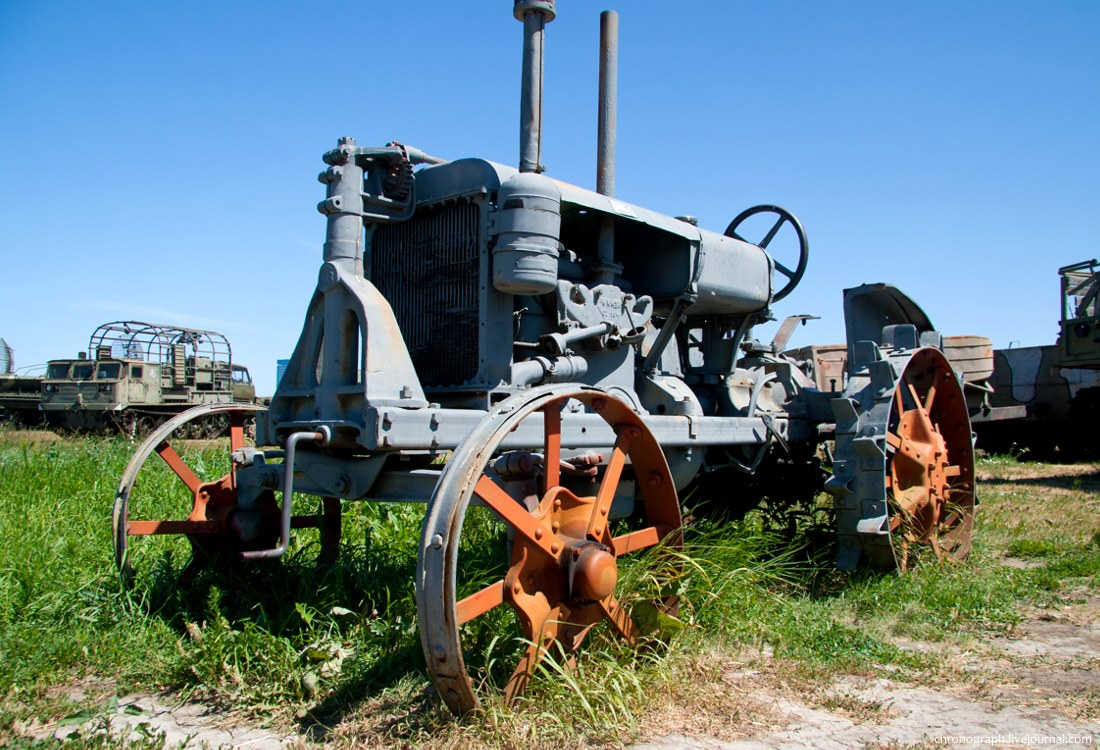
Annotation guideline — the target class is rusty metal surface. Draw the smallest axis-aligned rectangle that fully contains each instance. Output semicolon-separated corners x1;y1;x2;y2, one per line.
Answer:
112;403;266;581
884;349;975;569
416;385;681;714
827;346;975;571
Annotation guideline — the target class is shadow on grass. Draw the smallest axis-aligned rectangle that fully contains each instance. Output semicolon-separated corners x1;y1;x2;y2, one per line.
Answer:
981;467;1100;493
127;536;434;726
295;640;442;744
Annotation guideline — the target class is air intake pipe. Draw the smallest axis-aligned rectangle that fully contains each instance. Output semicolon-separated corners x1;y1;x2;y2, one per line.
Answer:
495;0;561;296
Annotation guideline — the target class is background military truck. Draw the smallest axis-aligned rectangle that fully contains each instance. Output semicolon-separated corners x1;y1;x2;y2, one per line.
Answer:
41;321;255;433
974;259;1100;458
0;337;45;425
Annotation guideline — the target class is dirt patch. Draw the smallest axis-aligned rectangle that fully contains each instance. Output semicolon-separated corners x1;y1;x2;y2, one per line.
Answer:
636;595;1100;749
27;684;300;749
21;597;1099;749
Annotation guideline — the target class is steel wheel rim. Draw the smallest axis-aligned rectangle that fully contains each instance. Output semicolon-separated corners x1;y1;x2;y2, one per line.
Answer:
417;385;682;715
113;403;266;584
884;349;975;570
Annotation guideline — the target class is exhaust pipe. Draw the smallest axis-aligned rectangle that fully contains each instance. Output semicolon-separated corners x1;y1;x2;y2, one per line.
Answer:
515;1;556;173
595;10;620;285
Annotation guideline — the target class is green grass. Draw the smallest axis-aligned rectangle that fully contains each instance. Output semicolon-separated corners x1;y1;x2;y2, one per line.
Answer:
1;430;1097;748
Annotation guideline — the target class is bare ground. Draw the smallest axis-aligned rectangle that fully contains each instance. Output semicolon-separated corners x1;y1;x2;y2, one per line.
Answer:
636;593;1099;749
26;587;1097;749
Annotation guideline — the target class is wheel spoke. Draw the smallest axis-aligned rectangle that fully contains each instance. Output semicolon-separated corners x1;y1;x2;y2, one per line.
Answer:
893;486;924;516
906;381;938;434
598;595;639;644
588;427;636;543
502;612;561;704
923;378;938;413
229;411;246;453
128;519;217;535
456;579;505;626
906;381;924;413
474;475;562;560
612;525;664;555
155;441;202;494
543;402;562;491
759;215;786;249
319;496;342;561
774;259;794;279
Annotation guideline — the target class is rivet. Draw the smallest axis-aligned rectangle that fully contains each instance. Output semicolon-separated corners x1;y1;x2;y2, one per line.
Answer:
535;528;544;540
431;534;443;549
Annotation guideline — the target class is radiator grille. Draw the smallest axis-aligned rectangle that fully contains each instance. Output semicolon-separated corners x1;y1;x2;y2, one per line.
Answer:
372;201;481;387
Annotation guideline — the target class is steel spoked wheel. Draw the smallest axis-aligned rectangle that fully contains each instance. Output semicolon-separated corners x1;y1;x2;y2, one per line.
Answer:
113;403;273;586
884;349;975;570
417;386;682;715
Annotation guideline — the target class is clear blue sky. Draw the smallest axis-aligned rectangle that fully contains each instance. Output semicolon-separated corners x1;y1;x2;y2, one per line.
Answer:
2;1;1097;396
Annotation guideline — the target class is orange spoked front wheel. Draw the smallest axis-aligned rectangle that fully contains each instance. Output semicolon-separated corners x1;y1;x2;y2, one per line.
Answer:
416;385;682;715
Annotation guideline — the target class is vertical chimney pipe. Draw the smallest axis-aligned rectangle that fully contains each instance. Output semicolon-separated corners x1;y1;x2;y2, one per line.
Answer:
597;10;618;197
515;1;556;173
595;10;620;285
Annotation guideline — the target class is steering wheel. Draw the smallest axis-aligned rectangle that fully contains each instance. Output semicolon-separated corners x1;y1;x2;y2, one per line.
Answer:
724;204;809;303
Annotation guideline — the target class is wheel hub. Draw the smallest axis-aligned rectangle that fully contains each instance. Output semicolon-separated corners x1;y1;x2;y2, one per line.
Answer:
568;544;618;602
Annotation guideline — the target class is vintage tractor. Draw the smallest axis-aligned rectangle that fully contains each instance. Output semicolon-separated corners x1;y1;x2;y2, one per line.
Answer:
113;2;976;714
